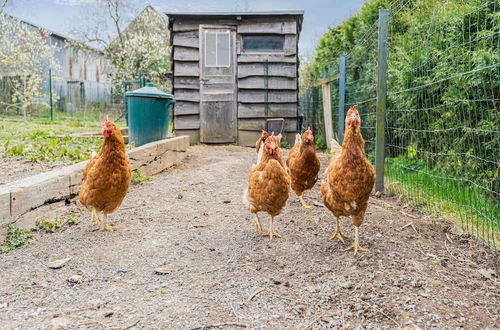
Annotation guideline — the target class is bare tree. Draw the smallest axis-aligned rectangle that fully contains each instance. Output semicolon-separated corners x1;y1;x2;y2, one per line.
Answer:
71;1;171;93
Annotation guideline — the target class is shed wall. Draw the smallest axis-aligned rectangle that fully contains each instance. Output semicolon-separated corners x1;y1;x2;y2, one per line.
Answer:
171;15;300;146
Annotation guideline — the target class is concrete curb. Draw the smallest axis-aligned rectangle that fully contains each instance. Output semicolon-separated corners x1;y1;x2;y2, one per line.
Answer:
0;136;190;235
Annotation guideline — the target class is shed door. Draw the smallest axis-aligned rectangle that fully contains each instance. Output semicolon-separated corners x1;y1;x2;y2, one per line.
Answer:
199;26;237;143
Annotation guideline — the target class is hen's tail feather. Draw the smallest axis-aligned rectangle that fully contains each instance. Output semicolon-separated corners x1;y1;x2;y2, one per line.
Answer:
294;133;301;146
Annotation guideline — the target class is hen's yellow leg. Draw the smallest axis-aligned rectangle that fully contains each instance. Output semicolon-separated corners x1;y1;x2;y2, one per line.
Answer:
263;216;281;240
92;209;101;226
99;213;117;231
329;217;350;242
299;194;312;209
254;213;263;233
345;226;368;255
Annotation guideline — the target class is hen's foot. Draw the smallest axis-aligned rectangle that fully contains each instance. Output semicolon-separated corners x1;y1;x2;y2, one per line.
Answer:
344;243;368;255
299;195;312;209
99;225;117;231
263;231;281;240
329;230;350;242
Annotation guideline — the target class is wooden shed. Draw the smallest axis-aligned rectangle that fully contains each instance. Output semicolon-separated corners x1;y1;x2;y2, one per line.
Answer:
166;11;304;146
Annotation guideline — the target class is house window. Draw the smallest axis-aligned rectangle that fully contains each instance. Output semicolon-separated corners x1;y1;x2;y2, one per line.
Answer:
205;30;230;67
242;35;284;52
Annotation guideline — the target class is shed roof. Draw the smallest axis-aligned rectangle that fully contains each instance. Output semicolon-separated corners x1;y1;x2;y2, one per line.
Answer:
165;11;304;17
165;11;304;33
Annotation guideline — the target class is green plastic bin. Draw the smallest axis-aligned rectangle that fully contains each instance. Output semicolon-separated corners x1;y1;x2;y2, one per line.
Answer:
125;83;175;147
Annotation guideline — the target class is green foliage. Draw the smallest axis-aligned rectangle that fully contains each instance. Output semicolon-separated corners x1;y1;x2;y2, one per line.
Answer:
0;119;103;164
37;213;80;233
305;0;499;248
132;166;152;185
0;225;35;254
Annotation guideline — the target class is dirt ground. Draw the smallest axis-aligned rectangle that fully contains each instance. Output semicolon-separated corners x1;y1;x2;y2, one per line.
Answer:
0;145;498;329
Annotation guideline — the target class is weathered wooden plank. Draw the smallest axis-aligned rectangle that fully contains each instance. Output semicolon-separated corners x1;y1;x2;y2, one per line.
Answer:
238;54;297;64
201;92;235;102
174;62;199;77
174;114;200;130
238;63;296;78
173;101;199;115
174;89;200;102
174;129;200;145
173;31;199;48
173;47;199;61
173;21;200;32
284;35;297;56
174;76;199;90
312;73;341;87
237;20;296;34
238;130;262;147
238;90;297;103
238;103;297;118
238;118;297;131
172;19;238;31
238;76;297;90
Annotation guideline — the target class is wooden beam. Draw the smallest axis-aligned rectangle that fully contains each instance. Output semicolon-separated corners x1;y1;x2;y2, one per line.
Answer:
321;78;333;151
312;73;340;87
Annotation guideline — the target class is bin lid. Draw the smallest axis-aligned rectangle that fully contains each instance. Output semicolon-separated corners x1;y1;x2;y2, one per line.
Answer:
125;83;173;99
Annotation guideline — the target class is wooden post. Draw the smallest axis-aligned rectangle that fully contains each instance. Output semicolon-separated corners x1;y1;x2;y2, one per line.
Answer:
338;55;346;145
375;9;389;192
321;71;333;150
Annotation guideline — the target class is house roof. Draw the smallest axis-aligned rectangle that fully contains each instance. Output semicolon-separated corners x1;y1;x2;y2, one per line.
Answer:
4;13;104;54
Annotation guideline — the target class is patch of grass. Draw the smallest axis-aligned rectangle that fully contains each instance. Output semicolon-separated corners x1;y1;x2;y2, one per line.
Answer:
37;213;81;233
132;167;152;185
385;156;499;249
0;225;35;254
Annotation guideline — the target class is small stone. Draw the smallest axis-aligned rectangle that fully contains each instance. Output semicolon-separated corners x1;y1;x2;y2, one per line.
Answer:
116;269;128;273
176;194;183;199
47;257;71;269
313;202;324;207
341;281;353;289
223;200;231;204
68;275;83;283
375;191;382;198
104;311;114;318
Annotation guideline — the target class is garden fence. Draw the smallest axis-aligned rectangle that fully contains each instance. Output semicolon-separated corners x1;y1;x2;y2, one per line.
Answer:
300;0;499;250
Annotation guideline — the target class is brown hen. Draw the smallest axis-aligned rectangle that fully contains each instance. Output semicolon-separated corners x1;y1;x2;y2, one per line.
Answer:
286;128;320;208
321;105;375;254
243;134;290;239
79;116;131;231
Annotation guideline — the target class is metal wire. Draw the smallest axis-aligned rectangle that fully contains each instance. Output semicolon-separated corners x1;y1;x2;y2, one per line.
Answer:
300;0;499;250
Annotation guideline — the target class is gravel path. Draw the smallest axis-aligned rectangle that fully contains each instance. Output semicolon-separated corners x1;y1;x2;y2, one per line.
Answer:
0;145;498;329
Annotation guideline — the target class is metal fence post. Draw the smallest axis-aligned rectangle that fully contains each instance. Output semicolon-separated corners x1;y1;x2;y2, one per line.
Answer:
49;68;53;121
311;86;318;136
338;55;346;145
375;9;389;192
321;71;333;150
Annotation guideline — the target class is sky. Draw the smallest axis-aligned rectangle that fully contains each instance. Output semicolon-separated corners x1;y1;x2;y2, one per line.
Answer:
4;0;368;59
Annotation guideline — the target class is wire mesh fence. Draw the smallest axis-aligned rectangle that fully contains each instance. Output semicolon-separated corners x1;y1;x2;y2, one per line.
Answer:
300;0;499;250
0;70;125;124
